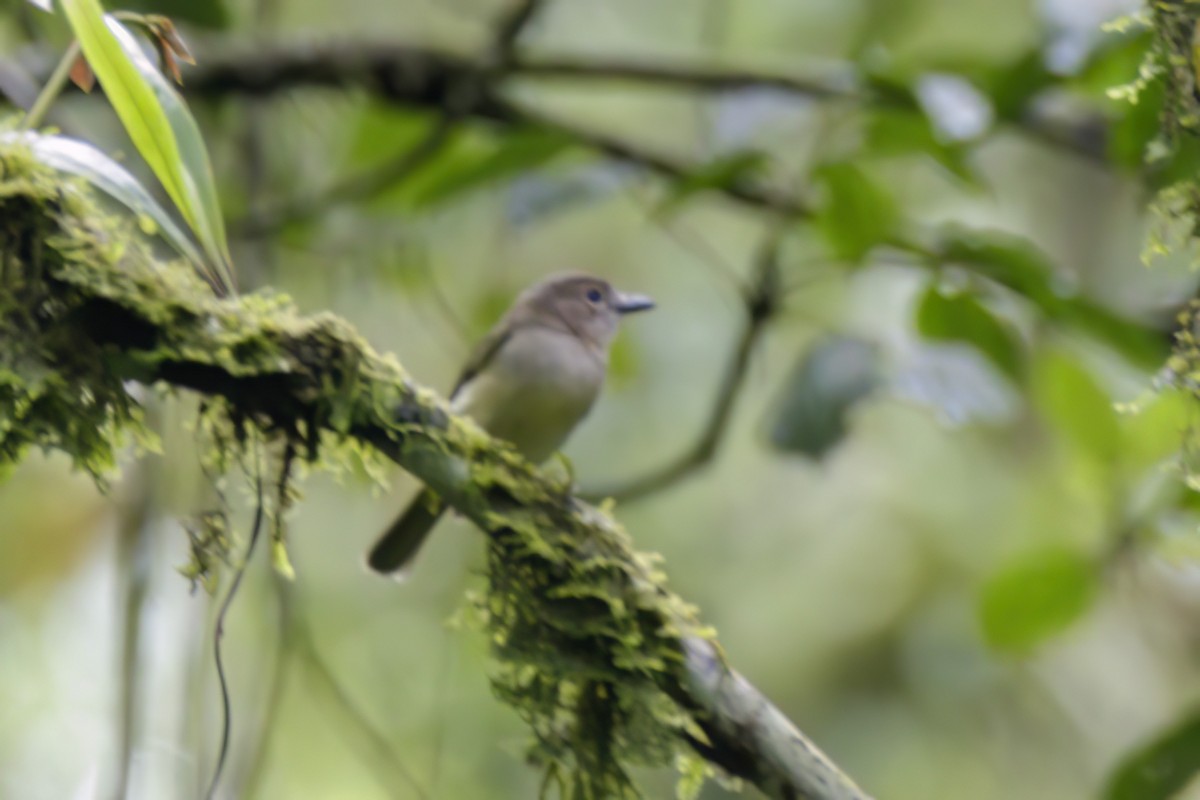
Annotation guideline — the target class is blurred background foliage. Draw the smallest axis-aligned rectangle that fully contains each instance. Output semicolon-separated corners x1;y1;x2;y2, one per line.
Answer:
4;0;1200;798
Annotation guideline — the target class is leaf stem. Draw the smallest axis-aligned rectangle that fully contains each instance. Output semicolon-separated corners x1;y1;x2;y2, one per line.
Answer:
21;40;82;131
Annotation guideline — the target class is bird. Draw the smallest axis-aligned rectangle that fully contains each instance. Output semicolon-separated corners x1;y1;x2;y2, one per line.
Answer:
365;272;654;578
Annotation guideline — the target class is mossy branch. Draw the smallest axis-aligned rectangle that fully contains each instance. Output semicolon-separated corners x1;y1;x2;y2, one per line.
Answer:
0;143;870;800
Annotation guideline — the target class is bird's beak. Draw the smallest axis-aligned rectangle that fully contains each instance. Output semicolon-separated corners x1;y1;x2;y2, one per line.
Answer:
615;292;655;314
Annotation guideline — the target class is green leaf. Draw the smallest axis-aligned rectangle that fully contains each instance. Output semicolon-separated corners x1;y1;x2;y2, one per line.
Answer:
916;285;1023;381
1058;302;1170;371
975;48;1055;123
1105;710;1200;800
978;547;1099;653
769;335;881;458
1033;349;1120;464
814;162;899;262
4;130;205;270
59;3;234;293
354;125;573;211
864;109;980;185
107;18;233;289
347;105;433;168
937;229;1167;369
938;230;1057;305
657;150;769;216
411;127;576;209
861;70;924;113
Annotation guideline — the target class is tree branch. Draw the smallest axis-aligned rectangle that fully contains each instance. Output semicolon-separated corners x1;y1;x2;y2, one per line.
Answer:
151;40;1108;164
511;55;1108;162
490;0;549;65
5;38;1103;219
501;96;814;214
514;54;862;102
586;225;783;503
0;134;869;800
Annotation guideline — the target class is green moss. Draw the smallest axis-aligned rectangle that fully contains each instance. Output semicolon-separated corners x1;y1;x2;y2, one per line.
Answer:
1123;4;1200;142
0;145;147;480
1132;7;1200;491
177;508;232;593
467;460;713;796
0;139;720;798
1115;4;1200;258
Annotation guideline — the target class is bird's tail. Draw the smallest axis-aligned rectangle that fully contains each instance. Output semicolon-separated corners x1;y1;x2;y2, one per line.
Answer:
365;488;446;578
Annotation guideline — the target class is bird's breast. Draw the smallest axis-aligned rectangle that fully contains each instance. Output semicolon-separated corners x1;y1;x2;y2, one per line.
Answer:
451;327;606;463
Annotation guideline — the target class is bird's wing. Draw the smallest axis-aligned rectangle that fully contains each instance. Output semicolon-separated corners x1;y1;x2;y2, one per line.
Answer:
450;323;513;401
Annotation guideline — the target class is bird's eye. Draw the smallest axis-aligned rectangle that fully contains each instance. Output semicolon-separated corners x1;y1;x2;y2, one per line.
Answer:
585;288;603;303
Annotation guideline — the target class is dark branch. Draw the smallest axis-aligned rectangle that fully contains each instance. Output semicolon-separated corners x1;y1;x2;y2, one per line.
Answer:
179;42;502;112
227;87;810;237
512;55;1109;163
490;0;549;65
587;225;784;503
5;38;1106;209
162;41;1109;164
493;95;814;214
514;54;863;102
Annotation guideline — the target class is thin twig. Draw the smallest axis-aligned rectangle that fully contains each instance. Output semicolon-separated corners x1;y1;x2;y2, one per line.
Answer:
513;53;861;103
235;570;296;799
205;455;267;800
499;96;814;214
490;0;549;66
20;40;80;131
585;223;785;504
232;437;297;796
231;91;810;238
623;181;745;293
